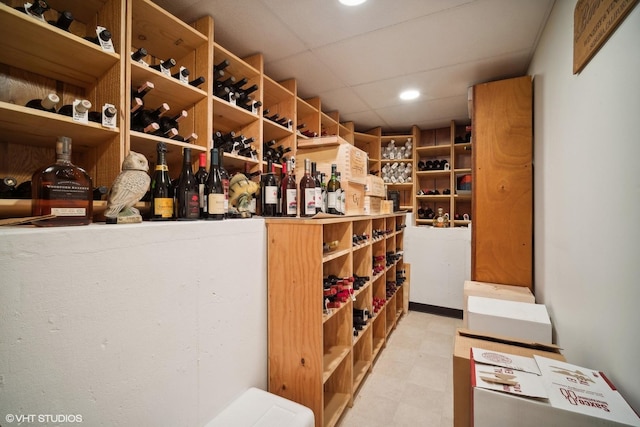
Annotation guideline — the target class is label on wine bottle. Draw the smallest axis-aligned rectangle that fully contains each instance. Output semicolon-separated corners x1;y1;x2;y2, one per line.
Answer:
265;185;277;204
94;26;115;53
71;99;89;124
51;207;87;216
304;188;315;215
208;194;225;214
328;191;337;209
285;189;297;215
153;198;173;218
102;103;117;128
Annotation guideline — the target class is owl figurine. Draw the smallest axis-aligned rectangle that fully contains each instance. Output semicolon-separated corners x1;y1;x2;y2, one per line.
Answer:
104;151;150;224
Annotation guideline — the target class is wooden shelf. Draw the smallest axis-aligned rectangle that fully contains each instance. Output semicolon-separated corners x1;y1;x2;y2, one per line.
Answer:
353;360;371;391
323;345;350;383
323;392;350;427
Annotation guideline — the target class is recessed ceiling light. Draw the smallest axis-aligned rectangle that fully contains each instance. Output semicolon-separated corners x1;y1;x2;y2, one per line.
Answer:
339;0;367;6
399;89;420;101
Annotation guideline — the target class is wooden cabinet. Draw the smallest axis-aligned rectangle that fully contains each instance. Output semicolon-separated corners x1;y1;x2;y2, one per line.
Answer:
471;75;532;289
414;120;472;227
266;213;408;427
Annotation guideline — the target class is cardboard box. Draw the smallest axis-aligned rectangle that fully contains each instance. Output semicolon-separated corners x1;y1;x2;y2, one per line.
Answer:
463;280;535;328
342;181;365;216
467;296;552;344
471;349;640;427
453;329;564;427
364;196;382;215
297;136;367;184
365;175;386;197
381;200;393;214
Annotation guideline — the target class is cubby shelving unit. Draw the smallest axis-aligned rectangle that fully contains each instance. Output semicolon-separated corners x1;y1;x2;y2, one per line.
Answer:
266;213;408;427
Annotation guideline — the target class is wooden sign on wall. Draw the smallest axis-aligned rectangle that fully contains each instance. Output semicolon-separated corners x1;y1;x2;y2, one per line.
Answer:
573;0;639;74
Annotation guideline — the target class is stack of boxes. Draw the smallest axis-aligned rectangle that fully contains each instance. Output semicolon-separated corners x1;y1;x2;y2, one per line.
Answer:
455;280;640;427
364;175;385;215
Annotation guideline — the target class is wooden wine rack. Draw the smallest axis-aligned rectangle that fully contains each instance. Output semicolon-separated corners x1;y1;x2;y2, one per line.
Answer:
266;213;409;427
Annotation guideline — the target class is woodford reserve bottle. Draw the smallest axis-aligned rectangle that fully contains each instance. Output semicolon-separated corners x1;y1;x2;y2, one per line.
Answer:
31;136;93;226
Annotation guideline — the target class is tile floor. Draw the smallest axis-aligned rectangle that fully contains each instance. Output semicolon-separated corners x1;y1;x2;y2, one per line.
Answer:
339;310;462;427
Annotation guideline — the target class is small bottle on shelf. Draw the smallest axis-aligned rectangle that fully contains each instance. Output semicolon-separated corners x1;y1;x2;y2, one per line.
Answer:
194;152;208;218
48;10;73;31
149;58;176;75
433;207;449;228
131;47;148;63
299;158;316;217
31;136;93;226
174;147;200;221
172;66;190;83
188;76;206;88
150;142;173;221
15;0;50;19
57;99;92;121
205;148;225;220
84;27;112;48
25;93;59;113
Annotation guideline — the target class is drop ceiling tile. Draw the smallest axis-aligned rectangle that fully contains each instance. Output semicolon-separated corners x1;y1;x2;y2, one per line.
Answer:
265;52;343;96
374;95;470;130
316;87;369;115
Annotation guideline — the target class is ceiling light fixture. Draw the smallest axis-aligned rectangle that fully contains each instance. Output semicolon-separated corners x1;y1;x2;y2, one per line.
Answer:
339;0;367;6
399;89;420;101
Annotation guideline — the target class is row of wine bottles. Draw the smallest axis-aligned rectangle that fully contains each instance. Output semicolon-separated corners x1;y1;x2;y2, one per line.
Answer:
130;48;206;88
213;59;261;113
213;130;257;160
17;1;115;52
24;94;117;126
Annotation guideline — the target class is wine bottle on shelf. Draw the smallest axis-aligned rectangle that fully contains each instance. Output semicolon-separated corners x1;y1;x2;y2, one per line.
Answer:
25;93;59;113
174;147;200;221
31;136;93;227
299;158;316;217
88;105;117;125
132;122;160;134
219;151;230;218
48;10;73;31
311;162;322;214
131;47;147;63
205;148;225;220
296;123;306;130
150;142;173;221
149;58;176;74
159;110;187;134
214;59;230;74
320;173;327;213
336;172;344;215
13;181;32;199
265;112;279;122
327;164;340;215
58;99;92;119
0;177;18;199
172;66;190;83
84;27;112;47
261;160;278;217
15;0;49;19
281;159;297;217
131;81;154;104
189;76;206;88
194;152;208;218
130;97;144;120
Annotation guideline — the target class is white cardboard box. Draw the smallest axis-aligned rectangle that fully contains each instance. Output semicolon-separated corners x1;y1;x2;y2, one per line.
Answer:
463;280;535;328
467;296;552;344
471;349;640;427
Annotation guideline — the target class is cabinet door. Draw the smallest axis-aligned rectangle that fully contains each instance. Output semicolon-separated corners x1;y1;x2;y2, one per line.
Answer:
471;76;532;288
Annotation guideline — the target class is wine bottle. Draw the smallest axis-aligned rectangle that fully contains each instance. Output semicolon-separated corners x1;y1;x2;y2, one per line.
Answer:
311;162;322;214
16;0;49;18
48;10;73;31
219;150;230;217
327;164;340;215
160;110;187;134
58;99;92;118
150;142;173;220
25;93;59;113
131;47;147;62
13;181;31;199
299;158;316;217
320;173;327;213
172;67;190;82
174;147;200;220
194;152;208;218
31;136;93;226
214;59;230;73
84;28;112;46
205;148;225;220
261;160;278;217
189;76;206;88
149;58;176;73
88;105;117;124
281;159;297;217
336;171;344;215
0;177;18;198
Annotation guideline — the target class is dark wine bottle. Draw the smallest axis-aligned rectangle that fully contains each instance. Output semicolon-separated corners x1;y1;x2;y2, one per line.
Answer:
84;28;111;46
205;148;225;220
281;159;297;217
58;99;92;117
189;76;206;87
48;10;73;31
26;93;59;113
174;147;200;220
131;47;147;62
312;162;322;214
299;158;316;217
214;59;230;73
16;0;49;17
327;164;340;215
172;67;190;80
150;142;173;220
219;150;230;217
88;105;117;123
149;58;176;73
261;160;278;217
0;177;18;198
92;185;108;200
131;81;154;104
194;152;208;218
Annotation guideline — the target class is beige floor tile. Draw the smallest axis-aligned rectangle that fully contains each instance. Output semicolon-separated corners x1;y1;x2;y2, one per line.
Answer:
338;310;460;427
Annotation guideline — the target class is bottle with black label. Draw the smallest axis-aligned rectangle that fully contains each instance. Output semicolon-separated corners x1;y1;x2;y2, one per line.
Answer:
194;152;208;218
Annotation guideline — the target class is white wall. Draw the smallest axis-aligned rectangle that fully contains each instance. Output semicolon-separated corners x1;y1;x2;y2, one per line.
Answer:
529;0;640;411
0;219;267;426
